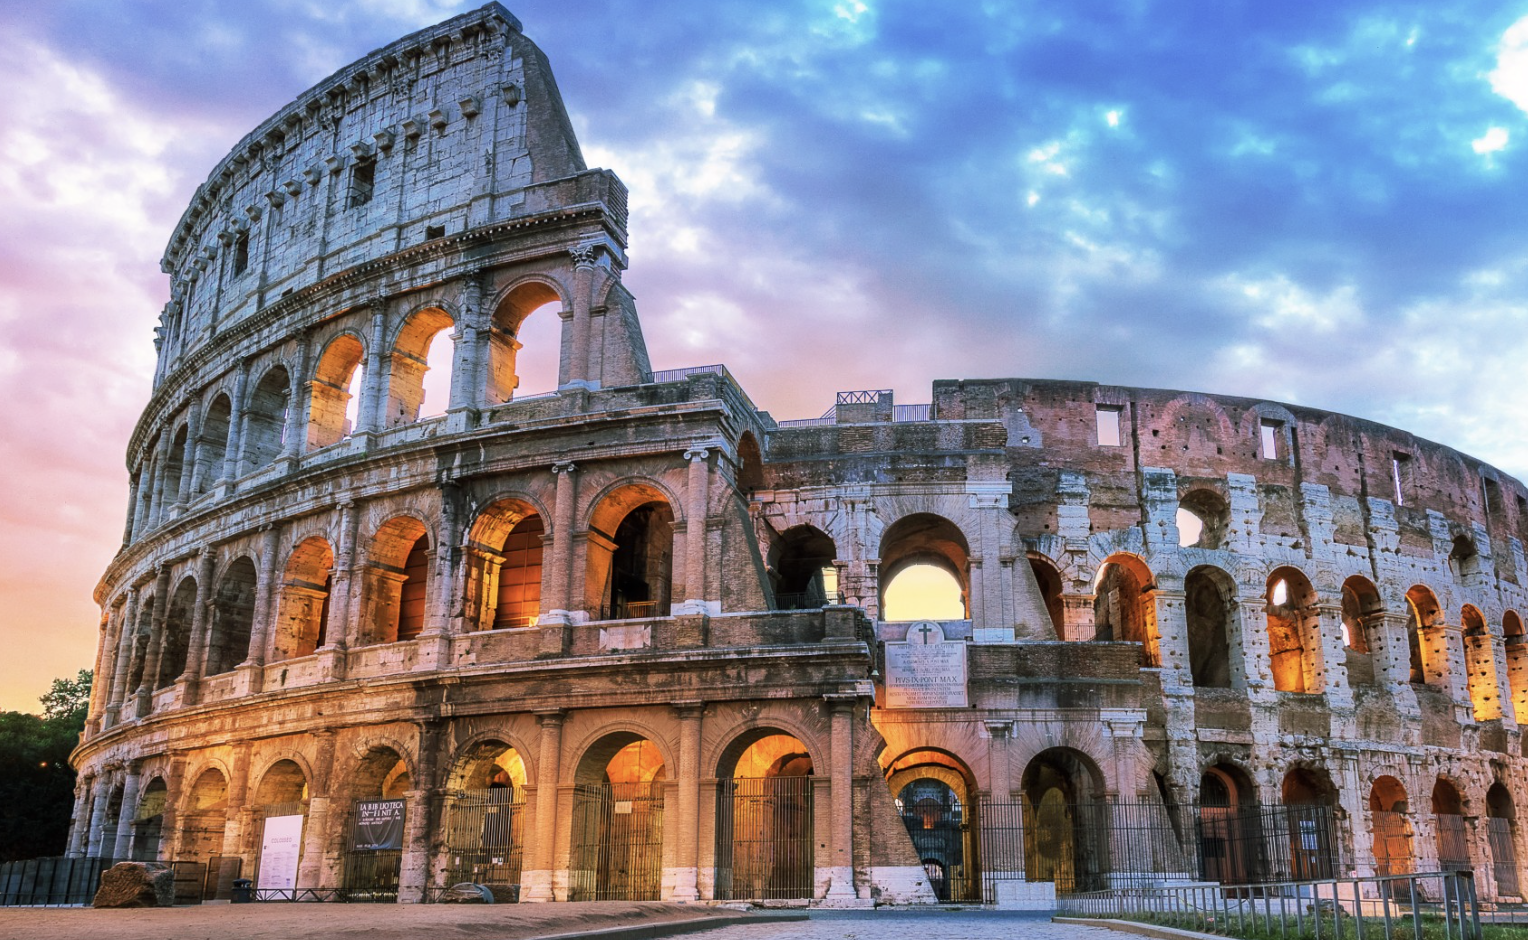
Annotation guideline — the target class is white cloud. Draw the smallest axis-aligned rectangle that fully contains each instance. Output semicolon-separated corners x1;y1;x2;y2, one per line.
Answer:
1473;126;1510;154
1490;16;1528;114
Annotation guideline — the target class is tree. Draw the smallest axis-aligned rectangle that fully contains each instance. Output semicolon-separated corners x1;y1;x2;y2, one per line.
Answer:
0;670;92;861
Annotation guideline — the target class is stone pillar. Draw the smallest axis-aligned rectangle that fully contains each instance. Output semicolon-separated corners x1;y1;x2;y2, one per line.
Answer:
522;710;565;902
222;360;248;483
1237;592;1277;705
1317;603;1354;710
107;588;139;719
399;721;443;901
1150;588;1192;691
112;762;144;860
183;550;217;682
824;695;857;901
1490;635;1518;732
299;731;336;890
123;473;140;545
277;330;311;465
677;446;711;615
147;434;170;528
670;702;703;901
566;246;597;387
222;742;251;860
139;565;172;701
243;525;281;673
358;306;388;437
85;774;113;857
542;462;578;626
177;397;203;506
1370;612;1421;718
66;777;93;856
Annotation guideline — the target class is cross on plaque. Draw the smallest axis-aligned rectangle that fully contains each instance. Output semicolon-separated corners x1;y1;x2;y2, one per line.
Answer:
915;622;938;644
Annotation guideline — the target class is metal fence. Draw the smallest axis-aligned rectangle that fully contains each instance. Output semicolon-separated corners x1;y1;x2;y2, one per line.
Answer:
1059;870;1482;940
1487;817;1520;898
568;782;665;901
0;855;238;907
714;776;814;900
436;787;525;901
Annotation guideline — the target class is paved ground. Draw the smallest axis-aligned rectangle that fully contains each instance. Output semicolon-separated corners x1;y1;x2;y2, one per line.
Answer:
0;904;1125;940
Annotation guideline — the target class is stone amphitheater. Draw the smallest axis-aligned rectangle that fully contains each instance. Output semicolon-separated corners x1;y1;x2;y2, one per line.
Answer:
65;1;1528;909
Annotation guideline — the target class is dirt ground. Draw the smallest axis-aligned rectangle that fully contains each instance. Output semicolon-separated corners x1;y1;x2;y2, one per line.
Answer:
0;900;766;940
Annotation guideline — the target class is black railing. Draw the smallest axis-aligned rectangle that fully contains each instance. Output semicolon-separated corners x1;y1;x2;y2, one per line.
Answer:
568;782;665;901
437;787;525;901
772;591;843;611
714;777;814;900
0;856;118;906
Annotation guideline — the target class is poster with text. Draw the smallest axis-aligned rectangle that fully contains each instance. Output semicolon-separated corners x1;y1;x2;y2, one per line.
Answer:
352;799;407;850
257;814;304;889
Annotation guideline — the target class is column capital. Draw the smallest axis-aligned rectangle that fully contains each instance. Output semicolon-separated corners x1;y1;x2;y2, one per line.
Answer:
569;244;599;267
683;446;711;463
984;719;1014;740
535;708;566;727
552;460;577;475
670;700;705;720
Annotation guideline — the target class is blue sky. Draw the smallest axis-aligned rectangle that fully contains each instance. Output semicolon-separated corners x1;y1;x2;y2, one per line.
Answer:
2;0;1528;708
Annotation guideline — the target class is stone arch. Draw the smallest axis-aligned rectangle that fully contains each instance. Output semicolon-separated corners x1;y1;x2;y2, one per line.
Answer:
1094;552;1158;664
584;481;677;620
438;735;531;894
1462;604;1503;721
252;757;311;807
1432;776;1472;871
702;714;828;782
362;515;432;644
180;766;230;866
766;524;838;610
736;431;764;493
157;576;199;689
1020;747;1110;894
563;720;678;784
131;776;169;861
1487;781;1521;896
568;729;668;901
711;726;817;900
206;556;257;675
1199;761;1259;884
244;364;292;470
464;495;547;632
1505;611;1528;725
1266;566;1320;693
1185;565;1236;688
879;513;971;621
1340;576;1383;689
198;393;233;493
885;747;980;902
1027;552;1066;638
343;743;414;800
1369;775;1413;877
444;734;535;791
487;276;568;404
1177;487;1231;550
273;537;334;660
307;332;366;450
1152;395;1237;474
164;422;189;506
1406;585;1445;688
387;305;455;426
1280;764;1339;878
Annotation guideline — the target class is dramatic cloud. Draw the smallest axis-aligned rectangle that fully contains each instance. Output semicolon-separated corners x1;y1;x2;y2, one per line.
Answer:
3;0;1528;709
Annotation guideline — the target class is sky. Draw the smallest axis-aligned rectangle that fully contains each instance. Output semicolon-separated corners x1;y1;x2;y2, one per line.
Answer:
4;0;1528;711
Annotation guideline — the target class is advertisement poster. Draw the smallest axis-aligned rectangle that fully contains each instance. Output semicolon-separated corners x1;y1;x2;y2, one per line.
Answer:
257;814;304;889
352;799;407;851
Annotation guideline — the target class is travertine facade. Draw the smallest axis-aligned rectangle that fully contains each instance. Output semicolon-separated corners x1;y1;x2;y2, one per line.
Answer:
70;3;1528;908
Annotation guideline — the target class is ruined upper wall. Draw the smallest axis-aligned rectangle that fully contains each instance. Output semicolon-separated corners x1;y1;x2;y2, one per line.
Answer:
152;3;587;382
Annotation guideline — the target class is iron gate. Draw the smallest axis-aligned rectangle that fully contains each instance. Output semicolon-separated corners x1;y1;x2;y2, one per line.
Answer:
440;787;526;899
568;782;664;901
898;780;979;901
1437;814;1472;871
1488;817;1519;897
714;777;814;900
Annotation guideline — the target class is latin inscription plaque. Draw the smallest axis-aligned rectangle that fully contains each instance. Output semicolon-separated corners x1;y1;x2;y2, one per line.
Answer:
885;620;968;708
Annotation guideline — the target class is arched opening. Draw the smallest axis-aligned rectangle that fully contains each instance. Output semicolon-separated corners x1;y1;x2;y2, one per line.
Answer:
245;366;291;471
1463;605;1503;721
180;768;230;871
1266;567;1320;693
1487;783;1520;898
273;537;334;660
1094;554;1157;665
768;525;838;610
736;432;764;493
1199;764;1259;885
714;730;815;900
1370;776;1413;877
156;577;198;690
388;307;455;425
1280;767;1338;879
199;395;232;493
487;281;564;403
1506;612;1528;725
1432;778;1470;872
439;741;528;898
587;485;675;620
887;748;980;902
131;777;168;861
464;499;545;631
363;517;431;644
342;747;411;900
1028;554;1066;638
1341;576;1382;687
1021;748;1109;894
879;514;970;621
164;424;188;506
102;784;124;852
1450;535;1481;581
1177;489;1230;549
206;557;257;676
1185;566;1235;688
569;733;667;901
125;596;154;693
307;333;366;451
1406;586;1444;688
253;760;309;893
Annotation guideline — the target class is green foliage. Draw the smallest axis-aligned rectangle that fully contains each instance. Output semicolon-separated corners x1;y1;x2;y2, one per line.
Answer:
0;671;92;862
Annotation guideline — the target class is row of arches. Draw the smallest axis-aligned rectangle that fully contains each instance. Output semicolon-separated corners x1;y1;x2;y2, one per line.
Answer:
129;281;568;541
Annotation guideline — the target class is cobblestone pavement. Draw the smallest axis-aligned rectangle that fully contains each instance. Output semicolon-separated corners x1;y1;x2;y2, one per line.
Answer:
697;910;1118;940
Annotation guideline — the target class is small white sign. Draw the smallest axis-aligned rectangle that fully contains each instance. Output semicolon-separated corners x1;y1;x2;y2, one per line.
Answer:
885;620;968;708
257;814;305;889
599;624;651;651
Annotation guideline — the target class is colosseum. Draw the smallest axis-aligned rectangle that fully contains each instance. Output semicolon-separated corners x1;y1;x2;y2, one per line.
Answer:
64;1;1528;910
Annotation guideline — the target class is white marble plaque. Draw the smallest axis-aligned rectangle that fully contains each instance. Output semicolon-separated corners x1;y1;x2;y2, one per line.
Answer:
600;624;651;651
885;620;968;708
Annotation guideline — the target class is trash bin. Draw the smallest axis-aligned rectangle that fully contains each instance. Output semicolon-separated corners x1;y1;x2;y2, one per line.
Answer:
231;879;253;904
